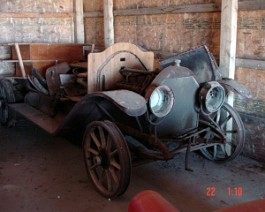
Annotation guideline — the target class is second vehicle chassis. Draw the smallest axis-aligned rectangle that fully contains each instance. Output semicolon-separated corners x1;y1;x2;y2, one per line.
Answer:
0;43;251;199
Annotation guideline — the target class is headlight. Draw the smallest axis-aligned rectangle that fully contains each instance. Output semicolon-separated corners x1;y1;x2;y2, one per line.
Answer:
199;81;225;114
149;85;174;118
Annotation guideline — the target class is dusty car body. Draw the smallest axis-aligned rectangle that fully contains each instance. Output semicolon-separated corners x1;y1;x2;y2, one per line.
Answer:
0;43;250;199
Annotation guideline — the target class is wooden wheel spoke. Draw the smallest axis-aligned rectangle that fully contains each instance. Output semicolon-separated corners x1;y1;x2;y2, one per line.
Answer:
110;159;121;170
220;115;232;128
106;170;113;192
99;168;105;184
220;145;230;157
106;135;112;152
109;168;119;184
110;149;118;158
90;132;101;149
213;145;217;159
87;147;99;156
98;126;107;149
89;163;100;170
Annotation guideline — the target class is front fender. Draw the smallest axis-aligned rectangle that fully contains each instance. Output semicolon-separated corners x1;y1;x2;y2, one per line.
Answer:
94;90;147;117
218;78;252;99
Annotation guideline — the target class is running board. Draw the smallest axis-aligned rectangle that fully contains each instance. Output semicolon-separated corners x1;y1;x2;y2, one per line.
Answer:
9;103;63;134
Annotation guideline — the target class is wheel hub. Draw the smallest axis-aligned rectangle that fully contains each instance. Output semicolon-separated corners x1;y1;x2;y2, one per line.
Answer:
99;149;110;169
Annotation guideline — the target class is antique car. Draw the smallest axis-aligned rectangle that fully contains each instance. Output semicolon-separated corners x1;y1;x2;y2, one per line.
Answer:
0;43;251;199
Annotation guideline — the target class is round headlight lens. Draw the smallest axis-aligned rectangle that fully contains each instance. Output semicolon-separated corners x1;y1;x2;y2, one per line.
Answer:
200;81;225;114
149;85;174;118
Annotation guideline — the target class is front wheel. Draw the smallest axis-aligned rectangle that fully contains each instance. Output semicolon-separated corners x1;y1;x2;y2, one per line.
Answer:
199;103;245;162
83;120;131;199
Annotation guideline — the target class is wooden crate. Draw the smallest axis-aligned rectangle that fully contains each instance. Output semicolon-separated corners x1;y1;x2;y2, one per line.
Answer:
11;43;86;76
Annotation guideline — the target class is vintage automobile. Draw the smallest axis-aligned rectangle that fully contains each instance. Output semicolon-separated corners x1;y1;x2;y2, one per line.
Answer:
0;43;251;199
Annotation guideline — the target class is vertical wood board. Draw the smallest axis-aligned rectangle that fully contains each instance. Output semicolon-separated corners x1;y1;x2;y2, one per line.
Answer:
237;10;265;60
0;0;73;13
74;0;85;43
219;0;238;79
104;0;115;48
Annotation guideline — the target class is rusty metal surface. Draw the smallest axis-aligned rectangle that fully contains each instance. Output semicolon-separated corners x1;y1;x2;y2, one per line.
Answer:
46;62;71;96
146;64;200;137
159;45;222;84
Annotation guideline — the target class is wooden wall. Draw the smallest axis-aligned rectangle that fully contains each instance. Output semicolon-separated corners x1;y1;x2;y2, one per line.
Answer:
0;0;74;43
0;0;75;75
235;9;265;162
84;0;221;58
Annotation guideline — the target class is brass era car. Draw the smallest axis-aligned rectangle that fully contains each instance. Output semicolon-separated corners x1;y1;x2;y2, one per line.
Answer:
0;43;251;199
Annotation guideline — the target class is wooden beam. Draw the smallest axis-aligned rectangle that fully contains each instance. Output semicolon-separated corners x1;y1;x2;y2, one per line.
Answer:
14;43;26;78
84;0;265;18
84;11;104;18
236;58;265;70
239;0;265;11
0;12;73;19
219;0;238;79
104;0;114;48
74;0;85;43
114;3;220;16
84;3;220;18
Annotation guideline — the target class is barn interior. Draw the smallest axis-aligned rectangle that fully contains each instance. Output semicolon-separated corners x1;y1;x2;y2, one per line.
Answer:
0;0;265;211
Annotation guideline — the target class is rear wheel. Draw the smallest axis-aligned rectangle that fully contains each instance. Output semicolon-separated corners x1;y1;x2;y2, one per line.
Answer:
0;82;9;125
83;120;131;199
199;103;245;162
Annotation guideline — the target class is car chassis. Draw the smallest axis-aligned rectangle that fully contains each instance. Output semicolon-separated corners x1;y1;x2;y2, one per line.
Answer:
0;43;251;199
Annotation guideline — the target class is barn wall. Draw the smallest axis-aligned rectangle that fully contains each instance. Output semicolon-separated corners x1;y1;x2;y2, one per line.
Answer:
0;0;75;75
0;0;74;44
84;0;221;57
235;10;265;162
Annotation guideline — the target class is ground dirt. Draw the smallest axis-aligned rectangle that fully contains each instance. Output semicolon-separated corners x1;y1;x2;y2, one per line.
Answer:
0;116;265;212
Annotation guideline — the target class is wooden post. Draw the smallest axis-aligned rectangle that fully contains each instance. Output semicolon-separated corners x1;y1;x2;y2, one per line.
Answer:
219;0;238;155
104;0;114;48
74;0;85;43
14;43;26;78
219;0;238;79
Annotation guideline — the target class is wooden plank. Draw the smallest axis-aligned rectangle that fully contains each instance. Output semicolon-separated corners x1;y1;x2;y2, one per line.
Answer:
239;0;265;11
14;43;26;78
84;3;220;17
114;3;221;16
84;1;265;18
84;11;104;18
0;12;73;19
11;44;85;76
9;103;62;134
87;42;154;93
74;0;85;43
104;0;114;48
236;58;265;70
1;59;60;63
219;0;238;79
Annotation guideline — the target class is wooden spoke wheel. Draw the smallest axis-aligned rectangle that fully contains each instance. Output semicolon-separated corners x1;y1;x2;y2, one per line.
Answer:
199;103;245;162
83;120;131;199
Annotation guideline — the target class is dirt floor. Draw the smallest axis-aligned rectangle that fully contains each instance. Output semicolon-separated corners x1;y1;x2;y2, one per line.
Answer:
0;116;265;212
